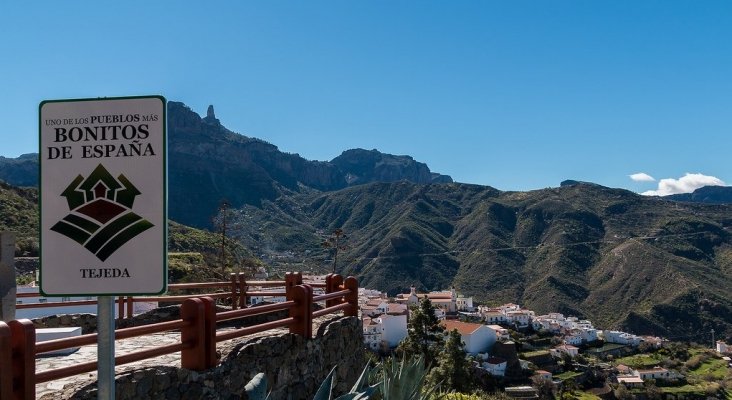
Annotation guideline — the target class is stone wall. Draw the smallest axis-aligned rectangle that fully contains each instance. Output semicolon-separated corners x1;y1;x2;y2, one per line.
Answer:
14;256;38;277
43;316;365;400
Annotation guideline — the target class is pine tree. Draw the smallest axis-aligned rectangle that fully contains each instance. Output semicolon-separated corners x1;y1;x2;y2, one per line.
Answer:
398;297;445;366
427;329;474;393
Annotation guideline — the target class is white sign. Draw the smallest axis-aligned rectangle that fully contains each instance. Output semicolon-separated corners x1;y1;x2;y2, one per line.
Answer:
40;96;167;296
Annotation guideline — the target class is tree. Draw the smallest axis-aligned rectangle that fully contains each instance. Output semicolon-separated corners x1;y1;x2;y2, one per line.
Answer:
531;375;555;400
427;329;474;393
613;383;635;400
213;199;231;277
321;228;348;273
398;297;445;366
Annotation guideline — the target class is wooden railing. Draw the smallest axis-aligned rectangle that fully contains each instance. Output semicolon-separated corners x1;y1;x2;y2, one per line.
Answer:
0;272;358;400
16;272;330;320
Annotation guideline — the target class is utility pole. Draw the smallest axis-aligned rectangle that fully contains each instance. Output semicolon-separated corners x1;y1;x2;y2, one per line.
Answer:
219;200;229;277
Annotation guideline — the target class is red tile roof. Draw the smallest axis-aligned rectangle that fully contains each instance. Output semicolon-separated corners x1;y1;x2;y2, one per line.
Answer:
442;320;483;336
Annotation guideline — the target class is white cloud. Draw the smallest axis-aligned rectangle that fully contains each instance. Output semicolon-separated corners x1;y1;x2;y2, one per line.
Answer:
641;173;726;196
629;172;655;182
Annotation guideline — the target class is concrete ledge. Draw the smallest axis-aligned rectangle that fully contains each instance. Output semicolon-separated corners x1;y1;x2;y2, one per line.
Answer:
37;327;82;356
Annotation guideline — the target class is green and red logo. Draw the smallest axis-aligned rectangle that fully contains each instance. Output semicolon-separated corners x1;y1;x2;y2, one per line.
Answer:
50;164;154;261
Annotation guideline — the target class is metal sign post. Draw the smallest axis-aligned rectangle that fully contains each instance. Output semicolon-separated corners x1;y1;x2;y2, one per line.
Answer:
97;296;115;399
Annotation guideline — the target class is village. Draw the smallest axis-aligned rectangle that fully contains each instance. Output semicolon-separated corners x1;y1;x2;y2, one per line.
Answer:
358;285;732;397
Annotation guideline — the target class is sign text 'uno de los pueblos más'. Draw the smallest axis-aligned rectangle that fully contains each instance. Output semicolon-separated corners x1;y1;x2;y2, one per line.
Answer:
40;96;167;296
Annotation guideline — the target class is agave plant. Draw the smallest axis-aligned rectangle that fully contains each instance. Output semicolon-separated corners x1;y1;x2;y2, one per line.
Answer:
244;373;270;400
243;363;378;400
312;363;378;400
244;356;432;400
375;356;435;400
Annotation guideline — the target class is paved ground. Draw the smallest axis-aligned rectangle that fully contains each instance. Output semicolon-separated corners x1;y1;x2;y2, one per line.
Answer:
34;317;333;399
36;330;185;399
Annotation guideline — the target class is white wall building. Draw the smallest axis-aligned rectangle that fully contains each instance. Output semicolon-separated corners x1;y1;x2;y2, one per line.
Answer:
633;367;677;381
717;341;731;354
563;334;583;346
551;344;579;358
362;317;383;351
481;356;507;377
378;314;408;348
16;287;156;319
602;330;641;347
442;320;497;354
487;324;510;340
456;295;474;312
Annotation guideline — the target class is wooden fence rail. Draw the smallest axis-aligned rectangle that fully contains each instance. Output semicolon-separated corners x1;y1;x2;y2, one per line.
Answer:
15;273;330;319
2;272;358;400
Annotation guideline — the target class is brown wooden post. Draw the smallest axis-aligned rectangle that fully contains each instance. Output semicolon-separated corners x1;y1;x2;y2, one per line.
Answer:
0;321;11;400
199;296;217;368
284;272;303;301
9;319;35;400
117;296;124;320
344;277;358;317
330;274;344;308
181;298;207;371
289;285;313;338
126;296;133;320
325;273;334;308
229;273;238;310
237;272;247;309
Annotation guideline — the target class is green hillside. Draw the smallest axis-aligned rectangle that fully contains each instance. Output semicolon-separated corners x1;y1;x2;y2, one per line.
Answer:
230;181;732;340
0;180;38;256
0;183;261;280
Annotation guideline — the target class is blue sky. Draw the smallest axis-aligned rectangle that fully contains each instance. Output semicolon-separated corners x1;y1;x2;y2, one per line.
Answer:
1;1;730;193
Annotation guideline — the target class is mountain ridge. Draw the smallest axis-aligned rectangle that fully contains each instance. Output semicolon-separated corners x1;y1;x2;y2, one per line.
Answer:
227;181;732;340
1;101;731;340
0;101;452;228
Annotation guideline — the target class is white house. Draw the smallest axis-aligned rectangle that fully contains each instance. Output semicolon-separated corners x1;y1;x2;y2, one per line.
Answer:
481;310;507;324
616;376;644;388
563;334;583;346
717;341;731;354
248;286;287;305
550;344;579;358
633;367;677;381
456;295;474;312
535;370;553;381
505;310;532;328
487;324;510;340
579;328;599;343
442;320;497;354
377;314;408;348
16;286;156;319
362;299;389;317
602;330;641;347
362;317;383;351
395;287;457;313
481;356;507;377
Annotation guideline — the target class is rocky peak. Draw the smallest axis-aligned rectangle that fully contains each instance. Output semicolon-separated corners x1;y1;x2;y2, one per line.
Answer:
331;148;452;186
203;104;220;125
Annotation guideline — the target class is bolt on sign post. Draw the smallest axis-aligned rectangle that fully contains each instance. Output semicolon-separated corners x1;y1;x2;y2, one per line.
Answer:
40;96;167;399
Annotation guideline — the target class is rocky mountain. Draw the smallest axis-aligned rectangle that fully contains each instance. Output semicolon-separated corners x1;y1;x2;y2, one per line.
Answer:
332;148;452;186
2;101;730;340
0;102;451;228
665;185;732;204
229;181;732;341
0;154;38;187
